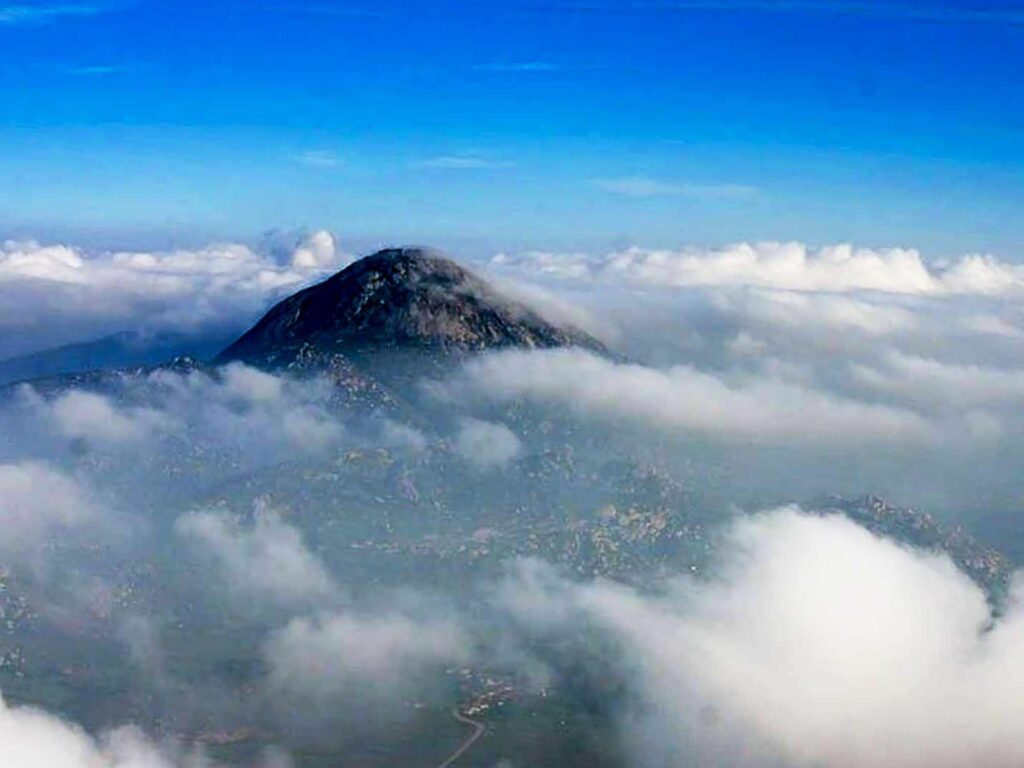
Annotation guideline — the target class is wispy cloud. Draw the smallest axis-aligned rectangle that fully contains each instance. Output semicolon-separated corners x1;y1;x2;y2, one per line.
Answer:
284;4;384;19
592;176;759;200
542;1;1024;26
418;154;512;170
0;2;115;25
473;61;560;73
294;150;344;169
66;64;128;76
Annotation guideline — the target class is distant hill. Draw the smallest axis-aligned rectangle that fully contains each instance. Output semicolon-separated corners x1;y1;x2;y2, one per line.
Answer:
216;247;604;368
0;331;233;387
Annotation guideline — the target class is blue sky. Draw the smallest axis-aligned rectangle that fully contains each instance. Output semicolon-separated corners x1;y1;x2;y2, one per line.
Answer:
1;0;1023;256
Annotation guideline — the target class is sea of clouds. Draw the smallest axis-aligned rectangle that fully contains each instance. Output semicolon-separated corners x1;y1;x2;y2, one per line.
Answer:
3;234;1024;766
0;231;346;359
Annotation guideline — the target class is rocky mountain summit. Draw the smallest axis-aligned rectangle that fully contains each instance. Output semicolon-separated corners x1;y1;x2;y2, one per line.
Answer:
216;247;603;368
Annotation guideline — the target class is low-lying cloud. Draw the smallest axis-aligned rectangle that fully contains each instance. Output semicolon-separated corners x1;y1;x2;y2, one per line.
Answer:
453;417;523;468
0;689;291;768
441;348;934;445
6;363;346;464
176;501;339;610
265;609;471;705
499;507;1024;768
493;242;1024;295
0;461;96;560
0;232;347;358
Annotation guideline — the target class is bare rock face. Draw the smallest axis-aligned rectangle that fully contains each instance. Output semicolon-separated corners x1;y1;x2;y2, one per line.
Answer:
216;247;603;367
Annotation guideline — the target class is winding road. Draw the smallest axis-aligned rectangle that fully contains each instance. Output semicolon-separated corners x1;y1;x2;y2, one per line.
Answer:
434;710;486;768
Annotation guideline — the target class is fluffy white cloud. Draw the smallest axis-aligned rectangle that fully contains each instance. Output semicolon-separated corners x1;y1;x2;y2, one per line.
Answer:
441;348;933;445
852;351;1024;410
453;417;522;468
499;508;1024;768
482;269;618;345
44;390;172;445
289;230;339;269
713;288;921;337
151;363;346;458
0;233;346;358
418;155;509;170
379;419;429;452
264;610;470;702
0;690;290;768
10;363;346;460
0;693;179;768
493;242;1024;295
0;462;95;556
175;501;338;609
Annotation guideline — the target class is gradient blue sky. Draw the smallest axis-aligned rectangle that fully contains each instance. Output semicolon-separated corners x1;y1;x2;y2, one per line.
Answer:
1;0;1023;256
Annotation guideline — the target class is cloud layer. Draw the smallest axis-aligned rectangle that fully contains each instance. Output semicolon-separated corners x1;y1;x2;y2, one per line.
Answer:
441;348;934;445
494;242;1024;295
500;507;1024;768
0;233;347;358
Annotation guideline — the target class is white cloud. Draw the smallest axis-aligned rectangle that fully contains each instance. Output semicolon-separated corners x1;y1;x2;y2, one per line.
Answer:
45;390;172;445
14;363;346;460
473;62;559;72
0;692;178;768
175;500;338;609
289;229;342;269
0;3;111;25
174;364;345;457
441;348;933;445
453;417;523;468
499;507;1024;768
0;462;95;556
493;242;1024;295
584;1;1024;26
714;288;920;337
0;688;289;768
379;419;429;452
294;150;344;170
265;610;470;702
0;233;346;358
959;313;1024;339
491;250;596;281
66;64;127;76
851;351;1024;410
482;267;620;344
417;155;511;170
592;176;759;200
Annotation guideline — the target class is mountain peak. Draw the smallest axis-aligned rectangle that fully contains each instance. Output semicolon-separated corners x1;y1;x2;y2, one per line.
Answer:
216;247;602;366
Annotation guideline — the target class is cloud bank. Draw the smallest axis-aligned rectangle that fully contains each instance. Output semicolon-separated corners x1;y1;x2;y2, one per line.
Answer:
500;507;1024;768
7;363;347;464
494;242;1024;295
441;348;934;445
0;232;347;358
481;239;1024;506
